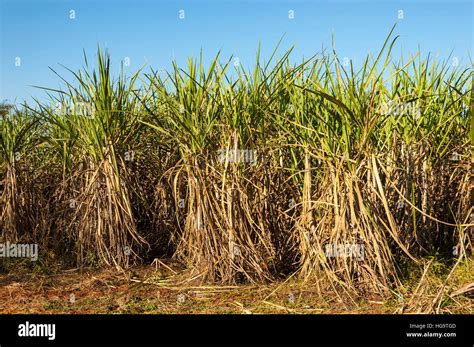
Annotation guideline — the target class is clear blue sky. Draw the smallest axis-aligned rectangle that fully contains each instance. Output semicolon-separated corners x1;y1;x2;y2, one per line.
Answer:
1;0;472;105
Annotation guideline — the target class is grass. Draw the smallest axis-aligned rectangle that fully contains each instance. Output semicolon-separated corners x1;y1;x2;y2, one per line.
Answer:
0;27;472;305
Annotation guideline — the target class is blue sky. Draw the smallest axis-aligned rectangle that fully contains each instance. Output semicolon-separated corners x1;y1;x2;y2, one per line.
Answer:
0;0;472;105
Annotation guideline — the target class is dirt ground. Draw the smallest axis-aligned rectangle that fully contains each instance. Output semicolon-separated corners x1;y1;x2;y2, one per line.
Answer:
0;259;472;314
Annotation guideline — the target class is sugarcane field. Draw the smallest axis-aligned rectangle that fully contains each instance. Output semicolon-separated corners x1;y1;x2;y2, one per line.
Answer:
0;1;472;345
